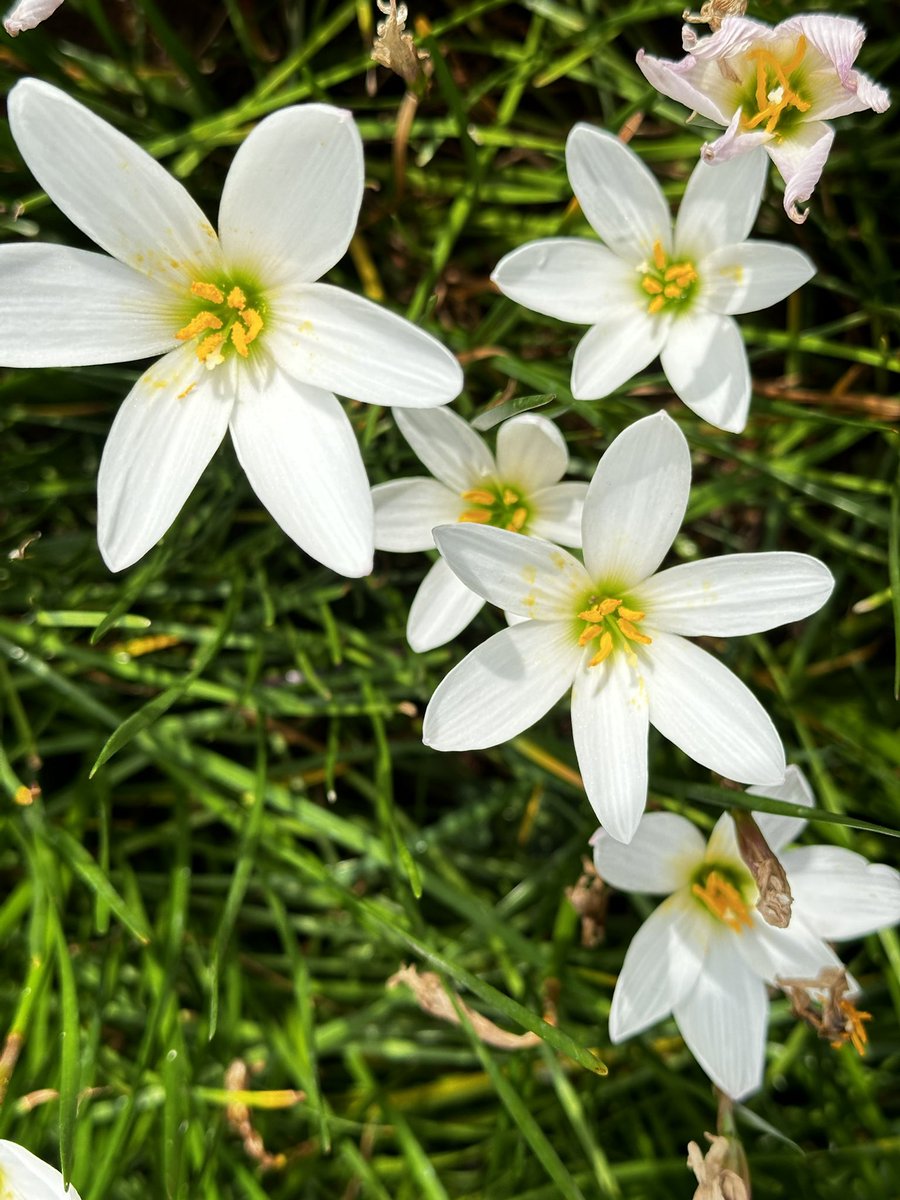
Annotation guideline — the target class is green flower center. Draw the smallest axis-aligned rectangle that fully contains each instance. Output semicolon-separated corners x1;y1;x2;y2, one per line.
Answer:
577;593;651;666
690;863;753;933
738;34;811;137
176;277;266;369
640;240;699;315
458;483;530;532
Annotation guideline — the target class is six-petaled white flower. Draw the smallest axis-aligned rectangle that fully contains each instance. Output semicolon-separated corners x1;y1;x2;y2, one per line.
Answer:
637;14;890;223
372;407;588;651
0;80;462;575
0;1140;81;1200
422;411;834;843
492;126;814;433
593;766;900;1100
3;0;63;35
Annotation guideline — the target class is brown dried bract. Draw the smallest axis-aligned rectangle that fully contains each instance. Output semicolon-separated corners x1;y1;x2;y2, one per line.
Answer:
224;1059;307;1172
682;0;747;31
779;966;872;1055
566;857;608;948
371;0;431;90
732;810;792;928
687;1133;751;1200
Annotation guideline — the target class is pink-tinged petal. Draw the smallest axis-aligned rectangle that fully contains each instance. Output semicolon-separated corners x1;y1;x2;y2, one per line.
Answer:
683;16;782;61
701;110;773;166
674;149;768;257
394;406;495;493
433;524;591;619
780;14;864;82
571;307;668;402
495;414;568;491
737;912;844;986
406;558;485;653
645;631;786;786
219;104;363;287
745;764;815;852
782;846;900;941
0;1139;82;1200
640;553;834;637
571;651;650;844
373;478;461;552
97;346;231;572
609;894;710;1041
810;69;889;120
661;310;750;433
581;410;691;589
673;928;768;1100
0;244;178;367
8;79;219;289
4;0;64;35
765;121;834;224
635;49;736;126
594;811;706;894
528;482;588;548
229;368;373;577
422;620;581;751
491;238;634;325
701;241;816;316
565;124;672;263
269;283;462;407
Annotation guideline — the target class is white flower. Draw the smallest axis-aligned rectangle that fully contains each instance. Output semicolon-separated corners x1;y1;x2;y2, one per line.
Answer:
0;1140;81;1199
637;14;890;223
422;411;833;843
492;125;814;432
372;407;588;651
3;0;63;35
0;80;462;576
593;766;900;1100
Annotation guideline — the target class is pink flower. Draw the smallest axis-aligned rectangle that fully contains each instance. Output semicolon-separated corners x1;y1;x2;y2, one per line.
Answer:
3;0;64;35
637;14;889;222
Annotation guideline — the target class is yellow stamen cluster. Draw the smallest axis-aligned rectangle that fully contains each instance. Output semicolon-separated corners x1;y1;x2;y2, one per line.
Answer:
831;1000;872;1057
578;597;651;666
176;280;264;369
640;240;698;315
458;485;528;532
742;35;811;135
692;870;753;933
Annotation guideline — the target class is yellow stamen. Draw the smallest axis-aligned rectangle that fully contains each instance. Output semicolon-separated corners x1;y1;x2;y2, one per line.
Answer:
831;1000;872;1056
579;625;603;647
647;295;665;315
197;332;225;367
227;285;247;310
506;507;528;532
241;308;263;342
743;35;811;135
459;509;492;524
692;871;752;933
652;240;666;271
642;278;664;295
502;488;520;506
617;617;652;645
578;595;652;666
461;488;496;506
663;283;684;299
579;599;621;622
588;630;614;667
230;322;250;358
190;280;225;304
175;311;223;341
618;605;645;622
641;241;698;315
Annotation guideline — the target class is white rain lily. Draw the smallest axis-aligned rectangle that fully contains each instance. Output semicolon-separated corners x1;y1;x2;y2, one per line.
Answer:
3;0;63;35
422;410;834;843
593;766;900;1100
637;14;890;223
0;80;462;576
372;407;588;651
492;125;814;432
0;1140;81;1199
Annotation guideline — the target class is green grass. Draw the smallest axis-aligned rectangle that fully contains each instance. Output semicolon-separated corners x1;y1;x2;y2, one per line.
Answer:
1;0;899;1196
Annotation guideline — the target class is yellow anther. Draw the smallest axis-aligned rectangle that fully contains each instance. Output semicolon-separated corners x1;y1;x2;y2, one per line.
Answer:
506;507;527;532
227;285;247;310
743;35;811;135
175;311;223;341
588;630;614;667
502;488;520;506
647;295;665;315
241;308;263;342
197;332;225;367
617;617;652;644
652;240;666;271
230;322;250;358
579;625;602;647
618;605;645;622
642;277;664;295
663;283;683;299
831;1000;872;1057
461;488;496;506
641;241;698;315
692;871;752;933
459;509;492;524
579;599;621;622
190;280;225;304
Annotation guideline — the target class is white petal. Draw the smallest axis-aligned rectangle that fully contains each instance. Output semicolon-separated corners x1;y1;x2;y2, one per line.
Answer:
422;620;581;751
593;811;706;894
581;410;690;589
229;367;373;577
269;283;462;407
218;104;363;286
565;124;672;263
373;478;461;552
673;930;768;1100
661;311;750;433
781;15;888;117
433;525;591;619
736;913;844;987
635;49;737;125
4;0;64;36
646;631;786;786
96;346;231;572
640;553;835;636
0;244;177;366
393;406;495;493
674;149;768;257
528;482;588;548
703;809;742;865
782;846;900;941
765;121;835;225
745;764;815;851
701;242;816;316
571;307;668;402
571;652;650;844
491;238;637;324
406;558;485;653
609;894;709;1041
0;1140;81;1200
8;79;218;289
495;413;569;492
